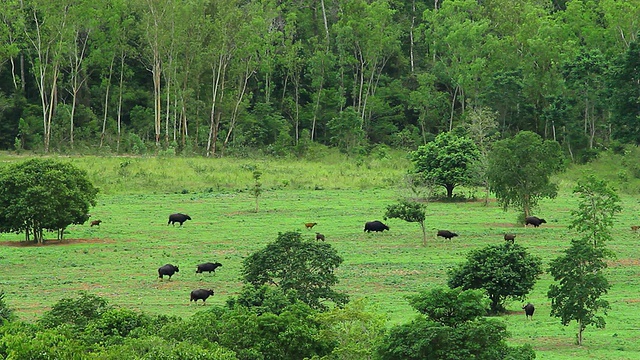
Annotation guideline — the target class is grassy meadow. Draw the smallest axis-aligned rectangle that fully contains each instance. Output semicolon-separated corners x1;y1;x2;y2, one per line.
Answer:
1;148;640;359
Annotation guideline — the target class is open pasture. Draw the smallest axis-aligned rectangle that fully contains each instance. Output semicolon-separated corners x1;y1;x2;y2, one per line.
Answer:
1;152;640;359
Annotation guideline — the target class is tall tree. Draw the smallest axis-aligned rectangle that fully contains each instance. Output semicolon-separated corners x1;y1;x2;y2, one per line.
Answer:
448;243;543;314
410;132;480;198
0;159;98;243
487;131;565;218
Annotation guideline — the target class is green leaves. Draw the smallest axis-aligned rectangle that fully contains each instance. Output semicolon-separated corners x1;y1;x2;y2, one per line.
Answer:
410;132;480;198
241;231;348;310
447;243;543;314
487;131;565;217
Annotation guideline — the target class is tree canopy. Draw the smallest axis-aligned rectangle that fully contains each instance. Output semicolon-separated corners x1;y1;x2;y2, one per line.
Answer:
385;200;427;245
0;0;638;157
0;158;99;243
487;131;566;218
447;242;543;313
241;231;348;310
410;132;480;198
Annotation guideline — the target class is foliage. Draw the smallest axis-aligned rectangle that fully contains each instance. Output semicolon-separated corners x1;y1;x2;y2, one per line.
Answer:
93;335;238;360
313;298;387;360
385;200;427;245
227;284;299;315
0;158;98;243
410;132;480;198
0;291;15;324
570;175;622;247
83;308;152;346
408;287;488;327
487;131;566;218
218;302;332;360
378;287;536;360
251;170;263;212
39;292;111;332
447;243;543;313
241;231;349;310
547;238;611;346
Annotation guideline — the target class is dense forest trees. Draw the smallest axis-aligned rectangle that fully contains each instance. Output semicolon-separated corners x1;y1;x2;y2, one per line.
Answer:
0;0;638;157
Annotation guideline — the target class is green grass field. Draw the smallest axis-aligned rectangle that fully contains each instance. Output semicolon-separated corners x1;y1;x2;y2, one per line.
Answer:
1;150;640;359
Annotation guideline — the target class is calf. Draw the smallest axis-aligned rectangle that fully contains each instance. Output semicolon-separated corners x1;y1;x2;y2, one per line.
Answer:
504;233;516;243
196;262;222;274
90;220;102;227
523;303;535;320
437;230;458;240
364;221;390;233
190;289;214;305
316;232;325;241
158;264;179;280
632;226;639;232
305;222;317;230
168;213;191;226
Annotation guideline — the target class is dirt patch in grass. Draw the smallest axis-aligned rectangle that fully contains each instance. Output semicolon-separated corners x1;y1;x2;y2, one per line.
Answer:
0;238;116;247
609;258;640;267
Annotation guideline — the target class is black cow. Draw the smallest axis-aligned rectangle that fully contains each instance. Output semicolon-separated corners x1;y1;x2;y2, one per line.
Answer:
523;302;535;320
168;213;191;226
316;232;325;241
437;230;458;240
525;216;546;227
158;264;179;280
196;262;222;274
190;289;214;304
364;220;389;233
504;233;516;243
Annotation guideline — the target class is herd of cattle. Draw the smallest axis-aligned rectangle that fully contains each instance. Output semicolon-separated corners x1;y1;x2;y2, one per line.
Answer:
98;212;547;313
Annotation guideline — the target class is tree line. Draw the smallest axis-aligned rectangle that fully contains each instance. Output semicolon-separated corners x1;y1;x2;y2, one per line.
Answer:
0;0;638;157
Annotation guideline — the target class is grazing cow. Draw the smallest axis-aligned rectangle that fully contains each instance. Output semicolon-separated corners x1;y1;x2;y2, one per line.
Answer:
190;289;214;304
437;230;458;240
632;226;640;232
364;220;389;233
525;216;546;227
158;264;179;280
523;303;535;320
168;213;191;226
316;232;325;241
305;222;317;230
196;262;222;274
504;233;516;243
90;220;102;227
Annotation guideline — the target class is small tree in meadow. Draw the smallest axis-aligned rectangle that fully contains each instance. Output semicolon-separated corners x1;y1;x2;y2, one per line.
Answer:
385;200;427;245
447;243;543;313
487;131;565;218
410;132;480;198
547;175;620;345
251;170;263;212
241;231;349;310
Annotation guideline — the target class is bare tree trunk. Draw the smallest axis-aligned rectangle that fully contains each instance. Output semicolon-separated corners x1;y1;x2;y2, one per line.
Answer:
100;56;115;148
409;0;416;73
206;54;227;157
116;52;125;153
221;60;252;156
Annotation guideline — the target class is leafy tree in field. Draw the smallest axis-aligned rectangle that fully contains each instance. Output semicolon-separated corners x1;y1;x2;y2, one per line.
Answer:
410;132;480;198
447;243;543;313
0;159;99;243
378;287;536;360
548;239;610;346
385;200;427;246
241;231;348;310
251;170;263;212
548;175;619;346
487;131;565;218
570;175;622;247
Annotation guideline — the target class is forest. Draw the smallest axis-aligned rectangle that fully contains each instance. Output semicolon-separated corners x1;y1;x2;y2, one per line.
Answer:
0;0;639;159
